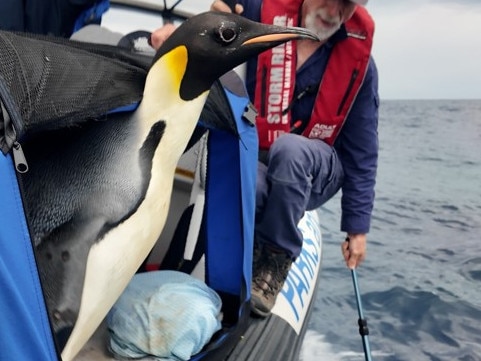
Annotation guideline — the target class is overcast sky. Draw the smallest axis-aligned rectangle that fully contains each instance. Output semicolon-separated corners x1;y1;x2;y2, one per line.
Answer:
104;0;481;100
367;0;481;100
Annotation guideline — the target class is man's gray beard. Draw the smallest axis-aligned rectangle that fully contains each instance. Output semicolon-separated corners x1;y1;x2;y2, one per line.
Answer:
304;11;341;41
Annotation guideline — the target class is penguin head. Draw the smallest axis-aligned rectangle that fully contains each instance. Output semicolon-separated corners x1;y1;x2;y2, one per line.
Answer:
151;11;319;101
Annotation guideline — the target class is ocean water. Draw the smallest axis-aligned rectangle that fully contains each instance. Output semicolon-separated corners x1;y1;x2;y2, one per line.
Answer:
300;99;481;361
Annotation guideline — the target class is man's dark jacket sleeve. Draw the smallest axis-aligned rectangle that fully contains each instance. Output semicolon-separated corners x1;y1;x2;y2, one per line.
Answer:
336;58;379;234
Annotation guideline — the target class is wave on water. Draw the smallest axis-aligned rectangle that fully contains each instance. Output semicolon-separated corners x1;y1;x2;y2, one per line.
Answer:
303;285;481;361
363;286;481;360
300;330;394;361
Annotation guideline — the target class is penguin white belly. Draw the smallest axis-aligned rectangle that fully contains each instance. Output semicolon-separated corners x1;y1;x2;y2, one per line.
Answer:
61;96;206;361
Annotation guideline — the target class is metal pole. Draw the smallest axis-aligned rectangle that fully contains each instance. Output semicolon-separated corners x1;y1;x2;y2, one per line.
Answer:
351;268;373;361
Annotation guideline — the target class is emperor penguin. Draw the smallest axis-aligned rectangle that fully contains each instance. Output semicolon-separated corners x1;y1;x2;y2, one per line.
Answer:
19;11;318;361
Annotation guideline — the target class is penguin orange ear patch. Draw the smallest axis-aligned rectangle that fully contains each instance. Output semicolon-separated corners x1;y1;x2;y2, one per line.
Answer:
163;45;188;90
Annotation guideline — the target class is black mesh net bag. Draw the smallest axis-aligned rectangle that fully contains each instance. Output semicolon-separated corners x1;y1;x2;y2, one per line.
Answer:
0;30;152;154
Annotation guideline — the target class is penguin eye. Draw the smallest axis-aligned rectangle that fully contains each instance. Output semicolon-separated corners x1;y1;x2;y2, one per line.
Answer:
216;22;238;44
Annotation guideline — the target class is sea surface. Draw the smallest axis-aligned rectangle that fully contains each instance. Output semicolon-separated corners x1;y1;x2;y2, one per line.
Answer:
300;99;481;361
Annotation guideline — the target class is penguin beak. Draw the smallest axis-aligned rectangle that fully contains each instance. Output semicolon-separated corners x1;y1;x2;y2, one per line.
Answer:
241;25;320;46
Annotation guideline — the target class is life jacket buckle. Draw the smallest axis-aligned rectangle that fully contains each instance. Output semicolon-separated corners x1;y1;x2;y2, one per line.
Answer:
242;102;258;126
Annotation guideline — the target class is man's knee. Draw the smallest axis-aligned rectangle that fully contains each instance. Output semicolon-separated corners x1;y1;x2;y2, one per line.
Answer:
266;134;315;182
268;134;307;165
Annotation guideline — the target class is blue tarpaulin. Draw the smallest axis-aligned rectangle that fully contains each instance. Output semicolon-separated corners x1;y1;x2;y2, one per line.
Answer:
0;153;58;361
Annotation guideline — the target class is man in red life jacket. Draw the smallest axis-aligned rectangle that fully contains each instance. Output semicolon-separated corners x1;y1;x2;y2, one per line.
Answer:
211;0;379;317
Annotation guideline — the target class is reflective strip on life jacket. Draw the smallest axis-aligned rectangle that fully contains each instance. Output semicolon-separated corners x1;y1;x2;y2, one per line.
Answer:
253;0;303;149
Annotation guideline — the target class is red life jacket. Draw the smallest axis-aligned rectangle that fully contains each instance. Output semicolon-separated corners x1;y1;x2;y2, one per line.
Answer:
254;1;375;149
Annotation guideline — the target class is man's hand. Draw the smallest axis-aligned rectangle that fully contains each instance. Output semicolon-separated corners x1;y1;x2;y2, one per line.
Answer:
150;23;177;50
210;0;244;14
341;233;367;269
